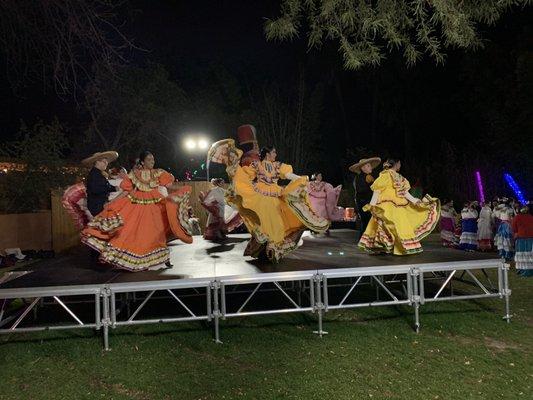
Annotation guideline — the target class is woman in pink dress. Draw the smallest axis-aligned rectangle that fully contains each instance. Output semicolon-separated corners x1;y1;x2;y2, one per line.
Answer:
307;173;345;224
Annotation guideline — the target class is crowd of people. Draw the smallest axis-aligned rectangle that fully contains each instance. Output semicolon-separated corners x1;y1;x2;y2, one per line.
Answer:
208;126;441;260
440;197;533;276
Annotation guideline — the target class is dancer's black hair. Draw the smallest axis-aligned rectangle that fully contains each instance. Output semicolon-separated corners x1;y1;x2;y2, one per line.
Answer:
259;146;275;161
382;158;400;169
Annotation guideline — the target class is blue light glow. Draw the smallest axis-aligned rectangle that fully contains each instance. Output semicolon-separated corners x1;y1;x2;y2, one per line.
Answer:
504;173;527;205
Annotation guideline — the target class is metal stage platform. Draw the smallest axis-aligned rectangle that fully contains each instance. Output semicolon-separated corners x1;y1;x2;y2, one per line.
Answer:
0;230;510;349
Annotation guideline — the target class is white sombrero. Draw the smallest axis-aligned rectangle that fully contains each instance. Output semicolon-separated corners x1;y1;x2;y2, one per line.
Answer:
349;157;381;174
81;151;119;167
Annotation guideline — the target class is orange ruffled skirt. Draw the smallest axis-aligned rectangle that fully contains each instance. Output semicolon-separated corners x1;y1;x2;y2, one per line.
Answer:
82;186;193;271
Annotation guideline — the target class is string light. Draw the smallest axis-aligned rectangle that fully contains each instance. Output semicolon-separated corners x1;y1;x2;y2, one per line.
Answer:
504;173;527;205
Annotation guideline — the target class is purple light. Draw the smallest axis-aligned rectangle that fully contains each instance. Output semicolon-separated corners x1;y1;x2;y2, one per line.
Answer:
475;171;485;204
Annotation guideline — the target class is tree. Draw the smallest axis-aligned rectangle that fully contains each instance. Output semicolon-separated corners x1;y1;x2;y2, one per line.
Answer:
84;64;188;168
0;0;136;96
248;70;325;172
0;120;75;213
265;0;532;70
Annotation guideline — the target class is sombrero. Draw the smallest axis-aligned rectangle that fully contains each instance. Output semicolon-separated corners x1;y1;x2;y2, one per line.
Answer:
349;157;381;174
81;151;119;167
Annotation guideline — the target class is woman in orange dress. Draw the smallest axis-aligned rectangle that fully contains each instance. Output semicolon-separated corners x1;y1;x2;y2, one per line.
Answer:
82;151;194;271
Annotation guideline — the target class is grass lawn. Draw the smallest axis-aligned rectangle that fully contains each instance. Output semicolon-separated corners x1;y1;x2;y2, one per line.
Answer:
0;271;531;400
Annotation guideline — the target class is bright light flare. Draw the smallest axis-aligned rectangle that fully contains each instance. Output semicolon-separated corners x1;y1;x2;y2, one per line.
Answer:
183;135;210;152
184;139;197;150
198;139;209;150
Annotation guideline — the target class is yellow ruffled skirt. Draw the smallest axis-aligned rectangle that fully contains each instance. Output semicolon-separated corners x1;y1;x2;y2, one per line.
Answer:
358;195;440;255
228;166;329;261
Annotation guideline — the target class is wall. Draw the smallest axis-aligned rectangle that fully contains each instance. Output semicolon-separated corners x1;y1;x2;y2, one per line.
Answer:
0;211;52;251
50;189;81;253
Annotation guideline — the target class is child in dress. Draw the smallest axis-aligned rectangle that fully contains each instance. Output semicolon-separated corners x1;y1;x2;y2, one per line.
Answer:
459;201;478;251
512;202;533;276
440;200;458;247
495;201;514;261
477;202;493;251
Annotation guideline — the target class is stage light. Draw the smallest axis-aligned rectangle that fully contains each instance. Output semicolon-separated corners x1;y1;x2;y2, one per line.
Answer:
475;171;485;203
184;138;196;150
504;173;527;205
183;136;210;153
198;139;209;150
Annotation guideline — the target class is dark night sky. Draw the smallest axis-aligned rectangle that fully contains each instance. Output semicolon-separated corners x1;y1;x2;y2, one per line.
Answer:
0;1;531;196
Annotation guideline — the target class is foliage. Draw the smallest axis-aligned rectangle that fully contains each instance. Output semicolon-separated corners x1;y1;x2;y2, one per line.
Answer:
0;120;75;213
248;70;325;172
265;0;532;70
454;47;533;197
84;64;188;170
0;0;135;96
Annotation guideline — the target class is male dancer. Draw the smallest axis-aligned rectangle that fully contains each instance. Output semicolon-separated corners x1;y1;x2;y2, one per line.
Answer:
349;157;381;239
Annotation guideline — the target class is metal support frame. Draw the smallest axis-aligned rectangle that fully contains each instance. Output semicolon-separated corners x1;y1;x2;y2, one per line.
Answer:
0;285;102;334
0;258;510;348
104;278;214;348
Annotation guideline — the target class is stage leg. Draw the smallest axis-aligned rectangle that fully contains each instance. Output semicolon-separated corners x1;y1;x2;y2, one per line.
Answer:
313;274;328;337
102;289;111;351
212;281;223;344
410;269;421;333
95;293;101;331
502;262;512;323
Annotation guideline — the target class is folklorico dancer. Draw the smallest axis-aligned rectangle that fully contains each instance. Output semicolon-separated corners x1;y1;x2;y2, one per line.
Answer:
83;151;120;217
459;201;479;251
62;179;92;230
513;201;533;277
307;172;345;224
495;201;515;261
207;138;329;262
349;157;381;235
358;158;440;255
63;154;123;230
82;151;195;271
477;202;493;251
199;178;243;241
439;199;458;247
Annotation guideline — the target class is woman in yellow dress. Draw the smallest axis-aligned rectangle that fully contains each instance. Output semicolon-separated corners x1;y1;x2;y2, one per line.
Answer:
208;141;329;262
358;158;440;255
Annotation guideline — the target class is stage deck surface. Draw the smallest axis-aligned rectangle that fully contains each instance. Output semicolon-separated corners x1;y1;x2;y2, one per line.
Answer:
0;230;500;289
